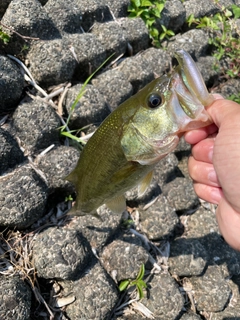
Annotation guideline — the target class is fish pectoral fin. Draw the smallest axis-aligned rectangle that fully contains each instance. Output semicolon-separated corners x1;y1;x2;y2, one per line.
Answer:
138;170;154;197
105;195;126;214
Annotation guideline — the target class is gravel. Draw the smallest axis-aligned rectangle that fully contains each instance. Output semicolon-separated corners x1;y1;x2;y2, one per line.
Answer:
0;0;240;319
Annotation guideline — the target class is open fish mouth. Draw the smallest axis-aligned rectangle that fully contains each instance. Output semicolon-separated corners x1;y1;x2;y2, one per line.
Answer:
174;49;214;108
166;50;213;131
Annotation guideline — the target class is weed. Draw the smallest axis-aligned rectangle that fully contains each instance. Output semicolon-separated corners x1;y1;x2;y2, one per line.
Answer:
128;0;174;47
65;194;73;202
60;54;114;143
0;27;10;44
119;264;147;299
228;92;240;103
186;4;240;79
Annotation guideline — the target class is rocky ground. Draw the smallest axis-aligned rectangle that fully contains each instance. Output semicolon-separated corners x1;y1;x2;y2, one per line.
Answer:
0;0;240;319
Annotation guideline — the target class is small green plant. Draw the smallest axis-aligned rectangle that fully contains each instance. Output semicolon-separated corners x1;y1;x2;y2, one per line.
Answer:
121;218;134;229
228;93;240;104
187;5;240;79
0;27;10;44
128;0;174;47
65;194;73;202
119;264;147;299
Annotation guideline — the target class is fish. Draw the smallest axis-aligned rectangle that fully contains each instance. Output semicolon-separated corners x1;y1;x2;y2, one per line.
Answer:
66;49;214;218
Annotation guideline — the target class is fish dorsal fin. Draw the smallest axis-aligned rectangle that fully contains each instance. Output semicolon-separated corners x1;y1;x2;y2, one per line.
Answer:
138;170;154;197
105;194;126;214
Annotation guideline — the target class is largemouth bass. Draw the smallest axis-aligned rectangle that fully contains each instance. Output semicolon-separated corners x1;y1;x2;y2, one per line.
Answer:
66;50;214;218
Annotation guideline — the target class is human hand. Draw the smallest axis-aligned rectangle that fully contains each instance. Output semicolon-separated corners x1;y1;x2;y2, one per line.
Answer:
185;96;240;250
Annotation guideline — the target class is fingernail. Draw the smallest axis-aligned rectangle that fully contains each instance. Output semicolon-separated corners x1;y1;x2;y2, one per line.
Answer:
213;93;224;100
208;170;218;183
208;148;213;162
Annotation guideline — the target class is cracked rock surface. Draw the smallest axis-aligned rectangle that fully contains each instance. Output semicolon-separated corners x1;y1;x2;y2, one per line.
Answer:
0;0;239;319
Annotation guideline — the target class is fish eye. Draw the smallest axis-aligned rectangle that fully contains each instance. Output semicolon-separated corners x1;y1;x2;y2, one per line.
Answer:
147;93;163;109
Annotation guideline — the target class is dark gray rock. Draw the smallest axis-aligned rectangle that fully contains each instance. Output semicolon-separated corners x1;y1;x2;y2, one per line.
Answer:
182;0;220;19
0;275;32;320
0;55;24;114
116;315;144;320
175;137;192;154
65;33;107;81
162;177;200;213
0;0;11;17
154;152;179;187
104;0;130;17
213;78;240;98
174;138;191;179
141;273;184;319
0;127;25;174
77;0;112;31
91;21;128;58
12;99;61;154
0;164;48;228
27;38;77;87
186;206;240;278
177;156;191;180
190;265;231;312
168;238;207;276
68;204;121;250
210;275;240;319
180;313;202;320
196;55;221;86
118;55;154;93
100;233;149;282
185;206;220;238
59;262;119;320
37;145;80;195
1;0;60;55
64;83;111;129
32;227;93;280
165;29;210;59
119;17;150;54
160;0;186;33
92;69;133;111
139;195;179;240
140;47;171;77
44;0;83;34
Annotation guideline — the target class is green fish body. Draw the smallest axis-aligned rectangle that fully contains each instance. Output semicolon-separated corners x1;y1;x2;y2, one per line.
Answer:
66;50;214;217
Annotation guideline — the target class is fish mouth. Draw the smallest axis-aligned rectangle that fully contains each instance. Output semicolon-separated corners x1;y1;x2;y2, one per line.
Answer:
174;50;214;107
169;50;214;127
167;58;212;130
171;71;209;122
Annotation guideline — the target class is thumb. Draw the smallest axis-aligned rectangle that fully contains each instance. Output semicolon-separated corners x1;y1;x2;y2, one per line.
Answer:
206;96;240;128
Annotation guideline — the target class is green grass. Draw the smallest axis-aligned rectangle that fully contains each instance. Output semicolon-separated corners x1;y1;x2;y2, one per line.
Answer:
187;4;240;79
60;54;115;144
128;0;174;47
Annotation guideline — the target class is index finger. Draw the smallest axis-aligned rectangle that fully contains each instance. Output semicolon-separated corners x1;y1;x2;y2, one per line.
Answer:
185;123;218;144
